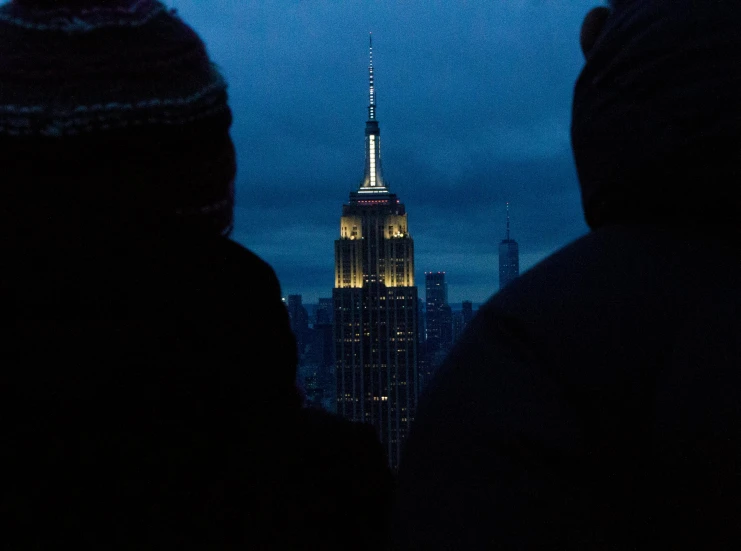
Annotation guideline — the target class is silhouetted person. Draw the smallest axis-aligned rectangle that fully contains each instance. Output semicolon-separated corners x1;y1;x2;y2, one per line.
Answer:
394;1;740;548
1;1;391;548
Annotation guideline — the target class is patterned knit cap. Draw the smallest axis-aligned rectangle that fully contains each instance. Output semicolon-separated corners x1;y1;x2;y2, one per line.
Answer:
0;0;235;238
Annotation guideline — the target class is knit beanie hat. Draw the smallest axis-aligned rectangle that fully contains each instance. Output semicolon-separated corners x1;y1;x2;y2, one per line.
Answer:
0;0;235;241
571;0;741;230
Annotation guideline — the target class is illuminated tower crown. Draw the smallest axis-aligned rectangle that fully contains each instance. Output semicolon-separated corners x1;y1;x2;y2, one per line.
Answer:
359;32;387;193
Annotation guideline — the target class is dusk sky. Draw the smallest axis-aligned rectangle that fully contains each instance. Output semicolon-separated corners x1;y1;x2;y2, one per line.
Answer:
170;0;603;304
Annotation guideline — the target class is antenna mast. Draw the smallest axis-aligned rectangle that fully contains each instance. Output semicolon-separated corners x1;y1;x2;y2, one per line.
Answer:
368;32;376;120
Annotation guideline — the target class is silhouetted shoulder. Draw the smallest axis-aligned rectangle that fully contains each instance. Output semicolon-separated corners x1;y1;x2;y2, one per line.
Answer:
163;236;284;308
253;407;394;550
7;233;299;403
298;408;393;474
474;224;738;345
398;224;740;549
193;237;280;289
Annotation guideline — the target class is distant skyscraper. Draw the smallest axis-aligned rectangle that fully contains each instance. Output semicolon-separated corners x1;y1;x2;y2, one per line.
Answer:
453;300;474;343
499;203;520;289
452;311;465;343
425;272;448;307
425;272;452;356
416;299;428;396
316;297;334;325
287;294;310;355
333;35;418;470
291;298;336;413
439;305;452;350
461;300;474;326
423;272;453;389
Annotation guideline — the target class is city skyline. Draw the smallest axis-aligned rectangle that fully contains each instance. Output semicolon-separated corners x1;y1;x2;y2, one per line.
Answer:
171;1;597;303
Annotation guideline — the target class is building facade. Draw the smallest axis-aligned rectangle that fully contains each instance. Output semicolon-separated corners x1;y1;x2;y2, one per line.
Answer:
287;294;310;357
333;35;418;470
422;272;453;388
424;272;452;355
461;300;474;326
499;203;520;289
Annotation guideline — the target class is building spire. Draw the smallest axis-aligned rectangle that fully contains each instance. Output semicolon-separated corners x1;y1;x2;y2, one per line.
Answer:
368;32;376;121
506;202;510;240
358;32;386;193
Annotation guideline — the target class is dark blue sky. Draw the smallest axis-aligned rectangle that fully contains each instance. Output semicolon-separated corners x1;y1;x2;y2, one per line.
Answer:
171;0;602;303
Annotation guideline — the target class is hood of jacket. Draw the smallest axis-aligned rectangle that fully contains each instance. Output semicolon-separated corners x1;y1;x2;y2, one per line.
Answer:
572;0;741;230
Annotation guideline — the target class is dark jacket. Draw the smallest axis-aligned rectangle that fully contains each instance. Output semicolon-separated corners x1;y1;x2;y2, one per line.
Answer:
5;236;392;549
394;225;740;549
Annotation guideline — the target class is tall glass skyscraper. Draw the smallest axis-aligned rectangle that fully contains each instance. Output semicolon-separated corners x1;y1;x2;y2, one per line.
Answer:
333;35;419;470
421;271;453;391
499;203;520;289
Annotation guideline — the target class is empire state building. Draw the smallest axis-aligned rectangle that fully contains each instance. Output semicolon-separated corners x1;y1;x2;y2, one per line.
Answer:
333;35;419;470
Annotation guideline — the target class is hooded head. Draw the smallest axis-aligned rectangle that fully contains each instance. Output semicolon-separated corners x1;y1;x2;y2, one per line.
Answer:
572;0;741;230
0;0;236;246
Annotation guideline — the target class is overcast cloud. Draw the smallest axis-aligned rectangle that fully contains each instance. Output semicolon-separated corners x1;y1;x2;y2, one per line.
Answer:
170;0;601;303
